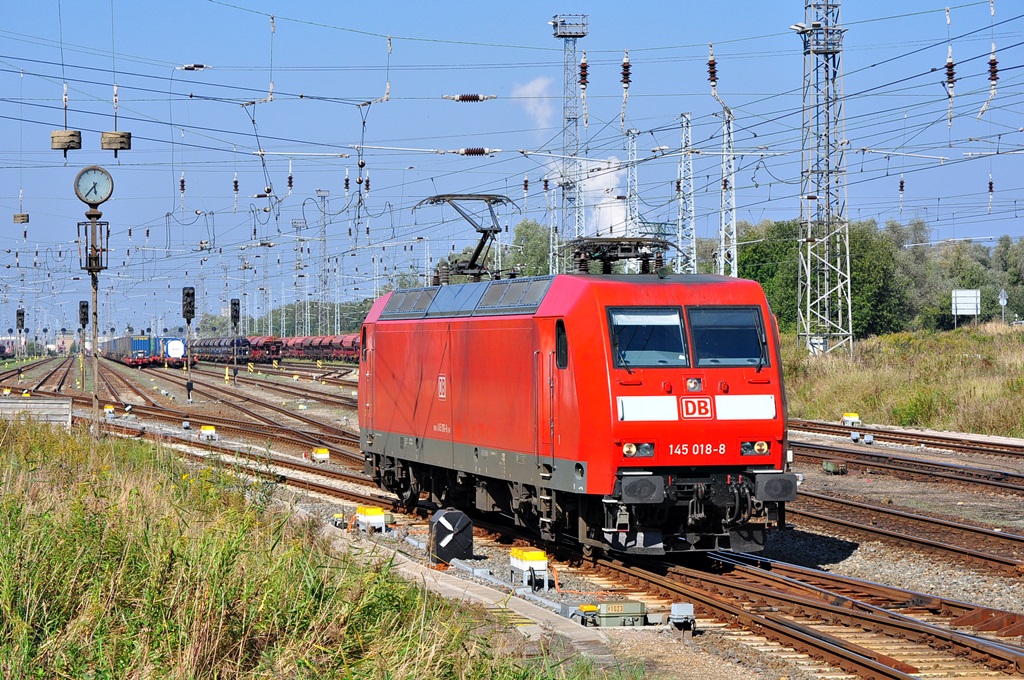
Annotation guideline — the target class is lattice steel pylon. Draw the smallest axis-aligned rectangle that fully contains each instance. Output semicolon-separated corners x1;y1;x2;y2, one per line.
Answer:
677;113;697;274
551;15;588;238
316;189;330;334
794;1;852;355
625;128;639;238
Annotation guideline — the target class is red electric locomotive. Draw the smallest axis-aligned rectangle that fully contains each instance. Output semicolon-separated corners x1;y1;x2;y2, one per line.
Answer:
359;238;797;556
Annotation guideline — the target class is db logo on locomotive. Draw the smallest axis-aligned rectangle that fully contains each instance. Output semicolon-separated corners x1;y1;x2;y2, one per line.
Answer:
680;396;713;419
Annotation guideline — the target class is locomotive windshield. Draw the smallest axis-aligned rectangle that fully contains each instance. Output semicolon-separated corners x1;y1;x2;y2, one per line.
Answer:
608;308;688;368
688;307;768;367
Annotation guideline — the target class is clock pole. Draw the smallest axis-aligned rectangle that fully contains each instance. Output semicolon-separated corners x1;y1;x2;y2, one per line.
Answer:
75;166;112;439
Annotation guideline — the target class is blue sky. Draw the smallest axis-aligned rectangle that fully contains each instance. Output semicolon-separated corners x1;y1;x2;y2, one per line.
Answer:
0;1;1020;339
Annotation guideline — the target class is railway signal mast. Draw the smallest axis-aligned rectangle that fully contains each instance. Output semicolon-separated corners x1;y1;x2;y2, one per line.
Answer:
793;0;853;355
551;15;588;241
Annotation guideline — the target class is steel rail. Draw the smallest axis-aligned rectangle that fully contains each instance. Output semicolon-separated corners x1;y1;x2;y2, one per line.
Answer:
787;503;1024;575
714;552;1024;639
791;418;1024;460
792;440;1024;493
599;558;919;679
650;560;1024;676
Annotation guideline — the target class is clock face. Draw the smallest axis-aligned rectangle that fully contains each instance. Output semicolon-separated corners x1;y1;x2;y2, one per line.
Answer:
74;166;114;205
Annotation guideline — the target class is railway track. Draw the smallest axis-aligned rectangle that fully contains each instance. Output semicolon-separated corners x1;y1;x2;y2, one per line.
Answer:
791;439;1024;493
139;366;359;445
717;552;1024;641
98;417;394;509
790;491;1024;574
621;554;1024;678
152;364;358;409
791;418;1024;461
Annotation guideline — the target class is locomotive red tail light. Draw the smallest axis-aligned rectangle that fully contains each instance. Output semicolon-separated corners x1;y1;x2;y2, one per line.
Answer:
686;378;702;392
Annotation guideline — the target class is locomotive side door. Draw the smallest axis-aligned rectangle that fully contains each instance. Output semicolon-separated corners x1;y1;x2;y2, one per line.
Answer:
360;325;374;434
535;318;563;477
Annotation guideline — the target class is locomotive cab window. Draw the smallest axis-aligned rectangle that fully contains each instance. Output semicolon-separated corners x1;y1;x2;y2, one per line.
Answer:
608;308;688;368
688;307;768;368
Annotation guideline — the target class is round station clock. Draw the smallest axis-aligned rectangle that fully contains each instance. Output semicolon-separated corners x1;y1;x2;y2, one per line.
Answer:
74;165;114;206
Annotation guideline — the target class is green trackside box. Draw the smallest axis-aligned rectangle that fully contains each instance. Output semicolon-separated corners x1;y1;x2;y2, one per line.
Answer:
596;600;646;627
822;459;848;475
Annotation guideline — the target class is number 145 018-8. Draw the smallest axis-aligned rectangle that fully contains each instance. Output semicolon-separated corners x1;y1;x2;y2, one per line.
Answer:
669;443;726;455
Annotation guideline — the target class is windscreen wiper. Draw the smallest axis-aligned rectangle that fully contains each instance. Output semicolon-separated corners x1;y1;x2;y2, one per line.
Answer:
755;329;767;373
613;334;634;374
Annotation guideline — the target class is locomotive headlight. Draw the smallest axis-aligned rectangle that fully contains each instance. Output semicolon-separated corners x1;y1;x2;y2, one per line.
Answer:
622;442;637;457
636;442;655;457
686;377;702;392
741;440;770;456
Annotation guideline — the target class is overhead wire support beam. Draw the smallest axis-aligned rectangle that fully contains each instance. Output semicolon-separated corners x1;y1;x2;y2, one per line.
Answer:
793;0;853;356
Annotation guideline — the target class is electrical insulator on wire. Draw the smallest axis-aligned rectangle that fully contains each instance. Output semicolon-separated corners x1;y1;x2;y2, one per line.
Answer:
945;45;956;126
707;43;718;93
580;51;589;129
620;50;630;130
442;94;496;102
988;174;994;214
452;147;499;156
899;175;905;216
364;170;370;193
979;43;998;118
543;178;549;192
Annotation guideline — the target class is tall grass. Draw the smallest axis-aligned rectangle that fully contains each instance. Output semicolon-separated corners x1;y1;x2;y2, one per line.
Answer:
784;322;1024;436
0;421;639;679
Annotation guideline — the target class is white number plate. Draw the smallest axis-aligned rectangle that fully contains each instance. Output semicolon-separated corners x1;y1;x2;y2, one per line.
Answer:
669;443;726;456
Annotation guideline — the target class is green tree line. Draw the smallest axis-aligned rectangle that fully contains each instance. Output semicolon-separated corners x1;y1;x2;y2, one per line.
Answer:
194;217;1024;340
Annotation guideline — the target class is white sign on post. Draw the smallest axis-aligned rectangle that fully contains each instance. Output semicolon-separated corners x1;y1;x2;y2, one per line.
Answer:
952;289;980;328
